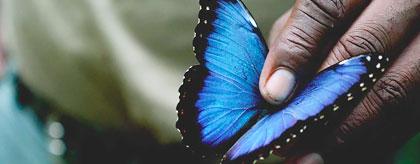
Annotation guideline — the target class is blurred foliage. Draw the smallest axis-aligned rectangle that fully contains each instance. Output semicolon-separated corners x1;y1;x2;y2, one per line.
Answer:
395;134;420;164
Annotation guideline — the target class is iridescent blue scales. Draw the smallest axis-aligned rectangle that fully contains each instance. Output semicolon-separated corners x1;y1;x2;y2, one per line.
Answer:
176;0;390;163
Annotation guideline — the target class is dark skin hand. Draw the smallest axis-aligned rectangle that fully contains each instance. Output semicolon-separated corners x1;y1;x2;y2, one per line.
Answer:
259;0;420;163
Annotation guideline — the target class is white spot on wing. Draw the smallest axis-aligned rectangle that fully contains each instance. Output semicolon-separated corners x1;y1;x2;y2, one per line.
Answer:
333;105;339;111
247;16;258;28
339;60;347;65
366;56;371;62
362;87;367;91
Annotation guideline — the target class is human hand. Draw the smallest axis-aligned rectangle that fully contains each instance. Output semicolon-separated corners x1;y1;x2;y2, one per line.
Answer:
259;0;419;163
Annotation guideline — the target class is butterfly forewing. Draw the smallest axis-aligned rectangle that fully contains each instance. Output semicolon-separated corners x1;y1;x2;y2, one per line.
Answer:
177;0;269;158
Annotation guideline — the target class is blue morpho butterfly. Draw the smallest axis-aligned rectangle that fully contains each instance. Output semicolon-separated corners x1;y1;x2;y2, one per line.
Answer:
176;0;390;163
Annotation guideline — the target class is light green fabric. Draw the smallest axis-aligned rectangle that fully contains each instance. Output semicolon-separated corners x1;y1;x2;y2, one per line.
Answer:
1;0;183;143
0;0;293;143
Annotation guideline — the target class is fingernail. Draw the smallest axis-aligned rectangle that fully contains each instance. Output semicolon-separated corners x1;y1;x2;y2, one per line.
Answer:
265;68;295;104
297;153;324;164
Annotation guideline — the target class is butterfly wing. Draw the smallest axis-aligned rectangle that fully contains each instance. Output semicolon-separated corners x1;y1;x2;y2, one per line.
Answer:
176;0;268;156
224;54;390;162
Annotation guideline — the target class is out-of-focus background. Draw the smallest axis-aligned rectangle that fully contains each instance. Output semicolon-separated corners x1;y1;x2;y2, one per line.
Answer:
0;0;293;163
0;0;418;163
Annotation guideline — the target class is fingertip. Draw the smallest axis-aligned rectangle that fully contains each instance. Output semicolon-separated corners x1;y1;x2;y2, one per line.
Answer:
260;67;296;105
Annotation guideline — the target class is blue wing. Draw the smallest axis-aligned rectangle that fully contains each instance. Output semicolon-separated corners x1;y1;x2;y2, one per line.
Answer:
176;0;268;156
178;0;390;162
224;54;390;162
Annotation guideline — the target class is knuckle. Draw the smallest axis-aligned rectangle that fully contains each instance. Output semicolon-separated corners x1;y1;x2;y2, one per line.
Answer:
310;0;346;19
271;35;316;75
360;22;392;51
297;0;346;19
358;96;381;121
276;35;314;62
330;40;354;61
295;0;336;29
289;24;319;45
339;22;391;56
371;71;410;106
326;0;346;18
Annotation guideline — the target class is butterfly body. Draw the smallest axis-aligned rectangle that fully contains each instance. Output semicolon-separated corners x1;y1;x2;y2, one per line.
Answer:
176;0;389;163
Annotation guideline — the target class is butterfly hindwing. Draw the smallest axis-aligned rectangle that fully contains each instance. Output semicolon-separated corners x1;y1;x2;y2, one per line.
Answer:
176;0;268;157
223;54;390;163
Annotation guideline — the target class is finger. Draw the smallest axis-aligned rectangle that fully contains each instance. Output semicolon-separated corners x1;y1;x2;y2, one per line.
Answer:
319;0;420;70
311;0;419;161
268;9;291;46
327;33;420;161
260;0;369;105
297;32;420;164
